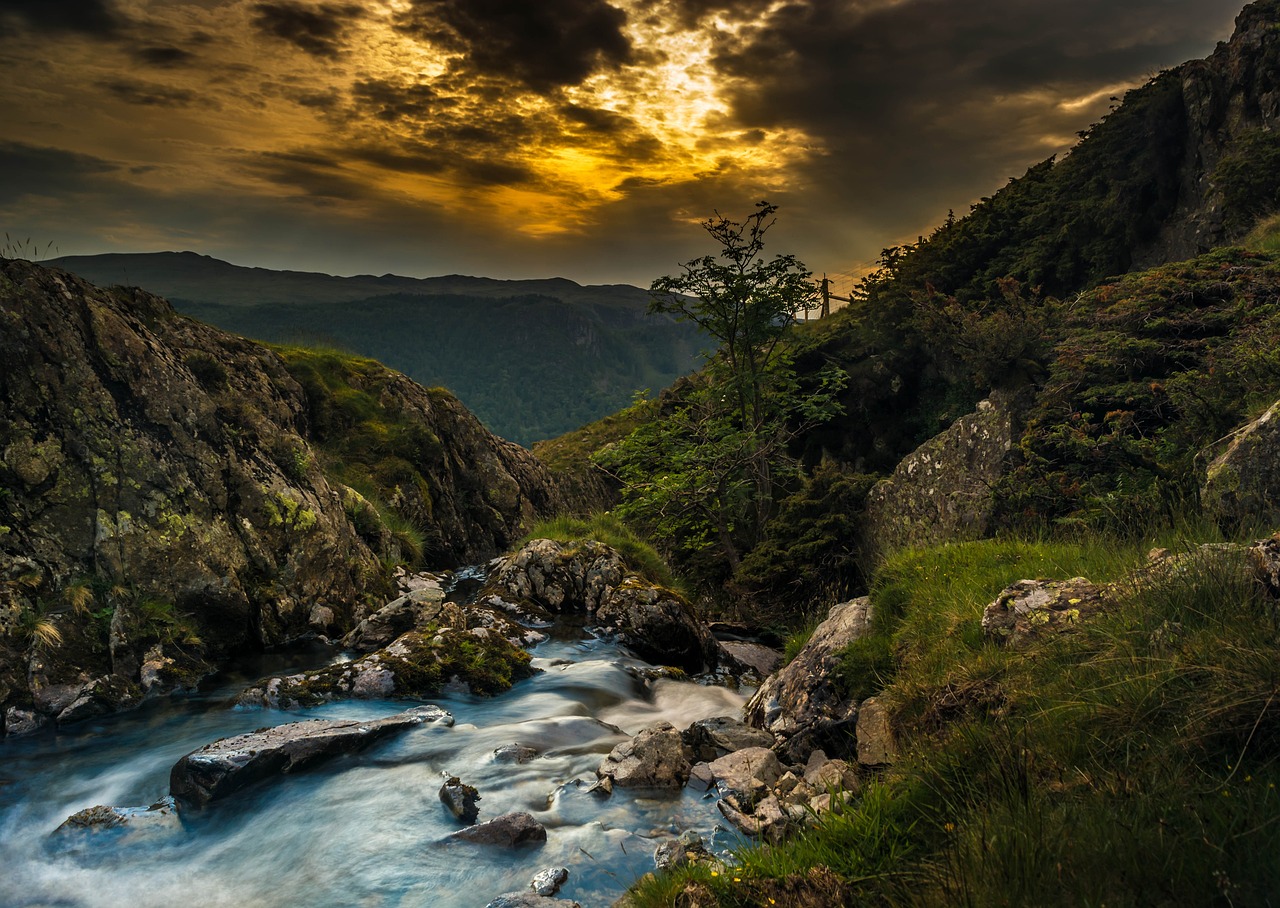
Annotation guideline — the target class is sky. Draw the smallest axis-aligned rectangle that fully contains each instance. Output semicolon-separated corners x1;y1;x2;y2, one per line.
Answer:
0;0;1245;290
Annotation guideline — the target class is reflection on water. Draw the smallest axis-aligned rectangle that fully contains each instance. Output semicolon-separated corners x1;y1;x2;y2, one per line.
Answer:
0;633;749;907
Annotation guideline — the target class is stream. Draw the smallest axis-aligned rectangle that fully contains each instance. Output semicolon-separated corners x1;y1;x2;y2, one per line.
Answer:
0;626;751;907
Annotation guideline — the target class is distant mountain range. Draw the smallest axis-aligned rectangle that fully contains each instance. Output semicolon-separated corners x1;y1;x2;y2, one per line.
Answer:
51;252;704;445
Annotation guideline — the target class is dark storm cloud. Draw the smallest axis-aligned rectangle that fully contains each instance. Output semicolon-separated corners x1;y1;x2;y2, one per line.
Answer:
100;79;199;107
250;1;365;58
705;0;1241;218
353;78;451;122
133;45;197;67
0;0;121;38
396;0;633;93
0;141;119;203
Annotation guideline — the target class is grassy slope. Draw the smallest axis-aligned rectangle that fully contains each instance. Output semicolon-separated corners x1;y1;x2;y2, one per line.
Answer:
630;532;1280;906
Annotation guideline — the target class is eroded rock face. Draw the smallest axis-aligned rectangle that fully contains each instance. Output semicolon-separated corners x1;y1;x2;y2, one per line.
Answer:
169;706;452;807
864;390;1023;557
1203;399;1280;530
744;597;874;759
981;578;1109;649
596;721;692;790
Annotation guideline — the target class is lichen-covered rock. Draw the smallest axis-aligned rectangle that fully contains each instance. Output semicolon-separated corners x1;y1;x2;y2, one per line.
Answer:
529;867;569;897
981;578;1108;649
1203;399;1280;530
596;721;692;790
744;597;874;758
489;539;625;613
236;625;536;708
342;589;462;653
169;706;451;808
855;697;897;766
863;390;1023;556
451;811;547;847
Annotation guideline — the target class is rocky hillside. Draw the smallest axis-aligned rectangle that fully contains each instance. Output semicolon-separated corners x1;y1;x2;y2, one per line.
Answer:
0;258;570;733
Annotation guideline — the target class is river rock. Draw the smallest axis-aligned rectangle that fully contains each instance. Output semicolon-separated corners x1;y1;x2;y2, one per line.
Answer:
5;706;45;737
595;581;721;674
451;811;547;847
489;539;626;613
596;721;692;790
439;775;481;824
530;866;569;897
981;577;1108;649
52;796;182;843
485;895;579;908
493;744;540;764
744;597;874;760
170;706;451;807
683;716;775;761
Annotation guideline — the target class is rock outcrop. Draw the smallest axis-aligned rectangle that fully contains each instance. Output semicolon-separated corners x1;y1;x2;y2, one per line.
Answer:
864;390;1022;556
744;597;875;760
169;705;452;807
0;258;567;733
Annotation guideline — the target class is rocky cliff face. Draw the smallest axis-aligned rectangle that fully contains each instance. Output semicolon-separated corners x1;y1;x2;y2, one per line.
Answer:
0;258;566;733
1134;0;1280;265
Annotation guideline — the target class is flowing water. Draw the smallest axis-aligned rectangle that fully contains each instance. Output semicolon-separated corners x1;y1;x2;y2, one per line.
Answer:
0;630;750;907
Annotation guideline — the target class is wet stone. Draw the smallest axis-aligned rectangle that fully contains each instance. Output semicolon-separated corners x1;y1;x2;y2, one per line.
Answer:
493;744;539;764
439;775;480;824
451;811;547;847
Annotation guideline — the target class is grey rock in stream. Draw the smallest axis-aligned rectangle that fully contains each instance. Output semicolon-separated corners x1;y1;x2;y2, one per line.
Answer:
52;797;182;842
530;866;569;896
596;720;692;790
485;895;579;908
169;705;452;808
451;811;548;847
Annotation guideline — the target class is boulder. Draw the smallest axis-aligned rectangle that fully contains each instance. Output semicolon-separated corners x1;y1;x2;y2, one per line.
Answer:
864;389;1023;556
452;811;547;847
981;577;1108;649
595;581;721;673
488;539;723;674
169;706;452;807
744;597;874;758
683;716;775;762
596;721;692;790
439;775;481;824
342;589;461;653
4;706;45;737
489;539;625;613
718;641;781;677
717;793;794;845
705;747;785;807
1203;399;1280;530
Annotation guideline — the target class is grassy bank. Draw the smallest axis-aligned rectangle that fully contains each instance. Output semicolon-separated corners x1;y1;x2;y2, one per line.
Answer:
628;532;1280;906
